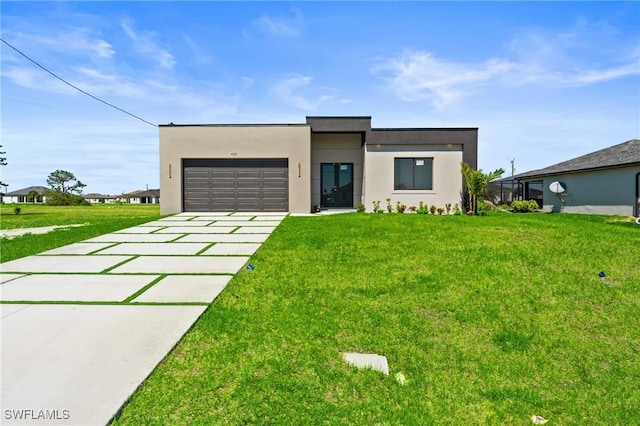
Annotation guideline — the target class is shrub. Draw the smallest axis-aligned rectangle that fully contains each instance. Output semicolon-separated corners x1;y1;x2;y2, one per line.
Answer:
511;200;539;213
437;207;445;215
356;203;365;213
429;205;437;215
45;190;90;206
416;202;428;215
14;206;21;215
386;198;393;213
445;203;452;215
408;206;417;213
476;201;488;216
396;201;407;213
372;201;381;213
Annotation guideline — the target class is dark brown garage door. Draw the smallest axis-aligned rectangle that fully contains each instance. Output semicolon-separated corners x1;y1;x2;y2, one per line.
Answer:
183;159;288;212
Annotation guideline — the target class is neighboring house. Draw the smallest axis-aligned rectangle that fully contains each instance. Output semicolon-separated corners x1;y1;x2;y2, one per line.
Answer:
514;139;640;216
159;116;478;214
84;193;118;204
2;186;49;203
128;189;160;204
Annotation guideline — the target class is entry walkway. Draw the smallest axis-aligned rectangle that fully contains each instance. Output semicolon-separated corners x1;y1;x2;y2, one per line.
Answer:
0;212;285;426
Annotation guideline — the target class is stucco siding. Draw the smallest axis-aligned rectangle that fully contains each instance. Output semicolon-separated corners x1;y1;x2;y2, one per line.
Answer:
310;134;364;207
535;166;640;216
159;125;311;214
364;144;463;211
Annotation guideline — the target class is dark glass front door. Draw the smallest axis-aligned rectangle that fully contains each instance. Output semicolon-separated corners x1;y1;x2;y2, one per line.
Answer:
321;163;353;207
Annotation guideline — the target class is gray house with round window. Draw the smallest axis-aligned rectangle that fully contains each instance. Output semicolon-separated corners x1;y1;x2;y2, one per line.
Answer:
159;116;478;214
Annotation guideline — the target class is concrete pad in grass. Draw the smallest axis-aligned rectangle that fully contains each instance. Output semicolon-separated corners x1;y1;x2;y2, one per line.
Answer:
202;243;261;255
251;216;286;221
141;220;214;227
234;226;277;234
1;255;133;274
175;212;231;217
204;216;253;221
133;275;231;303
231;212;283;216
85;233;183;243
0;274;25;284
109;255;249;274
176;233;269;243
39;242;114;255
0;274;157;302
343;352;390;375
98;242;209;255
114;226;165;234
156;226;237;234
0;304;206;426
208;221;268;227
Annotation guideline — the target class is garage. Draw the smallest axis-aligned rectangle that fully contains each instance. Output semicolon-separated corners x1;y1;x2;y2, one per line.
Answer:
183;159;289;212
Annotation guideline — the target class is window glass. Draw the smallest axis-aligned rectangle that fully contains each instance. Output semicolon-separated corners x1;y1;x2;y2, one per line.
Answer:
394;158;433;190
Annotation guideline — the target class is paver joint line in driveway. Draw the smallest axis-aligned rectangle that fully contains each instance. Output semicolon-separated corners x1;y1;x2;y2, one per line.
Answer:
0;211;285;426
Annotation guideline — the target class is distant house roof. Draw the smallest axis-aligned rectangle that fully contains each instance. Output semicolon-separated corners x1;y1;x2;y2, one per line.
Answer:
84;193;116;199
131;189;160;198
4;186;49;196
517;139;640;179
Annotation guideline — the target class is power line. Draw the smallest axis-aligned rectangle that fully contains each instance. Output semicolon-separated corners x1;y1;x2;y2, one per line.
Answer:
1;38;157;127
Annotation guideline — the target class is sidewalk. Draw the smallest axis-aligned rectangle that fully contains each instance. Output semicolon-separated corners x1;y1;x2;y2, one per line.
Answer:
0;212;284;426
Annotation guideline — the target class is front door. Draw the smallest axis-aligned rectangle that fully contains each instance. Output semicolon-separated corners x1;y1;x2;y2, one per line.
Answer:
321;163;353;208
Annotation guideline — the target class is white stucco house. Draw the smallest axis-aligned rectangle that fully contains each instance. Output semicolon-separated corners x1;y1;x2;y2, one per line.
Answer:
2;186;49;204
159;116;478;214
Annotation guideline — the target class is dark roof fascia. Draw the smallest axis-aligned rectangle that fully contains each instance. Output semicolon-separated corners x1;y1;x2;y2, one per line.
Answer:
158;123;309;128
517;162;640;180
372;127;479;132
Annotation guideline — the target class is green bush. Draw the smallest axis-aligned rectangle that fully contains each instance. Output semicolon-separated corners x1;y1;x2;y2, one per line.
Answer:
511;200;539;213
45;191;91;206
14;206;21;215
416;202;428;215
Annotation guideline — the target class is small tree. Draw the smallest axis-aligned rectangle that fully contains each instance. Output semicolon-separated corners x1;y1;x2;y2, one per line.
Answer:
0;145;7;190
45;169;90;206
461;163;505;215
27;189;40;203
46;169;86;194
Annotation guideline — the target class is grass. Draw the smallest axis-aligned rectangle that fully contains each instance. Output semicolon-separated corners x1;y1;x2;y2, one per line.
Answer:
0;203;161;262
107;212;640;425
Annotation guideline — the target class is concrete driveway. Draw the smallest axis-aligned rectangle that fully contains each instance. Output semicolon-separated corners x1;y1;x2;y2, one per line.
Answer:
0;212;284;426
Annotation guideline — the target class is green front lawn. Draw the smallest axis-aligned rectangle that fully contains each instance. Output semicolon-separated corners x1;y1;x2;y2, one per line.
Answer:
111;212;640;425
0;204;161;262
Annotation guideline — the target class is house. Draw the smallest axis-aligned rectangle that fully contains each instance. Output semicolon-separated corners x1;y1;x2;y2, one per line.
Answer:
2;186;49;203
159;116;478;214
128;189;160;204
514;139;640;216
84;193;118;204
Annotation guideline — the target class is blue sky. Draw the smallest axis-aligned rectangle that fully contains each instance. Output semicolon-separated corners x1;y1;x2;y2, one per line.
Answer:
2;1;639;195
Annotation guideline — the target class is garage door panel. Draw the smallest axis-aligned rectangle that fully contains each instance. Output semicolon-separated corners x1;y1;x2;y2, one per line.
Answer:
236;181;261;190
183;159;288;212
237;170;262;179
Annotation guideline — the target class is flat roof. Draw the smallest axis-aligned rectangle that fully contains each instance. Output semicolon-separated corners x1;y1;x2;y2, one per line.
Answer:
158;123;309;127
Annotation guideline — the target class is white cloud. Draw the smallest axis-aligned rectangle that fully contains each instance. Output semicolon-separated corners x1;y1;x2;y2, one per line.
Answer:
256;11;303;37
120;20;176;69
506;20;640;86
272;75;316;110
372;50;513;108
